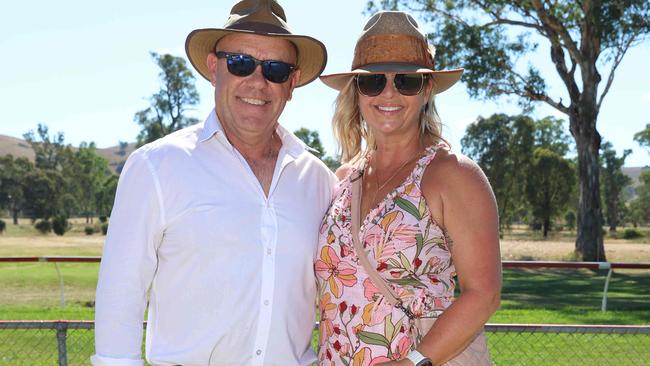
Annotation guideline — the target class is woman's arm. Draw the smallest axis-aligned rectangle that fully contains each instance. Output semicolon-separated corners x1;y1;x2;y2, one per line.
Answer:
413;149;502;365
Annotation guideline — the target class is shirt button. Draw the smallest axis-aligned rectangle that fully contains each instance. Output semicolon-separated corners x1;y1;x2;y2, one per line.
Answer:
264;300;270;306
256;349;262;356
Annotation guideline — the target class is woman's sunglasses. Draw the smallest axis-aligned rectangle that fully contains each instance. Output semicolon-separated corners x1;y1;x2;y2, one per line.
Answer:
215;51;296;84
355;73;427;97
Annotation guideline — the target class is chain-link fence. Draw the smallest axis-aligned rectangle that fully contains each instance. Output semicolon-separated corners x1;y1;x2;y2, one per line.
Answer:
485;324;650;365
1;321;649;365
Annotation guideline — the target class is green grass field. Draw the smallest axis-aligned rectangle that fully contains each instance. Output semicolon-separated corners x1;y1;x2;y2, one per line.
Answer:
0;220;649;364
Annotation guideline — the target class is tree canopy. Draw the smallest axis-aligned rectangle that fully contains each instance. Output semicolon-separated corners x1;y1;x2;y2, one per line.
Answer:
294;128;341;171
135;52;200;146
600;142;632;232
7;124;117;229
368;0;650;260
634;123;650;153
462;114;534;229
526;148;575;237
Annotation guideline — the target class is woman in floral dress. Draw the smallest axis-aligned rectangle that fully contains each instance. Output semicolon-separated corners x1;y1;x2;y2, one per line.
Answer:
315;11;501;366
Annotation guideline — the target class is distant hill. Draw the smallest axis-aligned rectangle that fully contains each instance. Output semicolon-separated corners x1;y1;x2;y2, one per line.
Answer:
622;166;649;187
0;134;136;173
0;134;35;161
1;133;647;182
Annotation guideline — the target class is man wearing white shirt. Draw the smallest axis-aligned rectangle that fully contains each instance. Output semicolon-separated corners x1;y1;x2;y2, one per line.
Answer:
91;1;335;365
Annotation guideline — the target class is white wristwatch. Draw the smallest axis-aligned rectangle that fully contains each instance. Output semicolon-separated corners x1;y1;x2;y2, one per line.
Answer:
406;350;433;366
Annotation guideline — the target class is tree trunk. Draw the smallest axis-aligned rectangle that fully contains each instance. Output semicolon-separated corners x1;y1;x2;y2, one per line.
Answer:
543;217;550;238
12;209;19;225
571;114;606;261
608;195;618;232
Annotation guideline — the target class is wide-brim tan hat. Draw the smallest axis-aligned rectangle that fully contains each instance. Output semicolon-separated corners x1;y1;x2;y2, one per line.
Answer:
185;0;327;87
320;11;463;94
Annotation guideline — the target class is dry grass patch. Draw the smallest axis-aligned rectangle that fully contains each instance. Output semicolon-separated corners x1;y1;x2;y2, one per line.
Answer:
0;236;103;257
501;240;650;262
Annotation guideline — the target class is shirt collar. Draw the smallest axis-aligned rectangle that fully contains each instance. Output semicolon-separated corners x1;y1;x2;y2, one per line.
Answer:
197;109;222;143
198;109;310;159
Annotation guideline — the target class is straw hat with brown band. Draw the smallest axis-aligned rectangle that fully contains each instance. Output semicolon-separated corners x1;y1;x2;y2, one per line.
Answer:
320;11;463;94
185;0;327;87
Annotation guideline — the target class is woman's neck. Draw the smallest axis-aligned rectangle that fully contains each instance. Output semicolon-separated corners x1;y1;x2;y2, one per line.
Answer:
371;131;428;169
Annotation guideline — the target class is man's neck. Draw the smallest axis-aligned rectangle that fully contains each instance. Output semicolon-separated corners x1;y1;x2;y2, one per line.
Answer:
222;127;282;197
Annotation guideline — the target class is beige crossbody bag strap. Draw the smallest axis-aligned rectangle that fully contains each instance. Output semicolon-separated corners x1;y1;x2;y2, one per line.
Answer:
350;171;405;309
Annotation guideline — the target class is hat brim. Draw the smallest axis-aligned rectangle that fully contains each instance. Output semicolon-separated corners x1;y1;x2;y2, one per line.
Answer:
185;28;328;87
320;64;464;94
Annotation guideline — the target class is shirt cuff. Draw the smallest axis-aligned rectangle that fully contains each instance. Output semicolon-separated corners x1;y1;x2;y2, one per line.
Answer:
90;354;144;366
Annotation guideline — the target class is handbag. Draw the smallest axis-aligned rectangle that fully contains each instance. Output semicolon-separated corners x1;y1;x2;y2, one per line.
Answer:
349;169;491;365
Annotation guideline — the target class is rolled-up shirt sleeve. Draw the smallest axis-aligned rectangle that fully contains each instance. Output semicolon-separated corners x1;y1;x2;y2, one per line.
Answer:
91;150;164;366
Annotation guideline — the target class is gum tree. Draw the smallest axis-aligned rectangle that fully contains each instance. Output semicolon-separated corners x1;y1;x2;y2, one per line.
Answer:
368;0;650;260
135;53;200;146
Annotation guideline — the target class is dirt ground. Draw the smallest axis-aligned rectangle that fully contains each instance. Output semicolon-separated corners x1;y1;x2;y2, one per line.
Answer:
500;240;650;262
0;233;649;262
0;235;104;256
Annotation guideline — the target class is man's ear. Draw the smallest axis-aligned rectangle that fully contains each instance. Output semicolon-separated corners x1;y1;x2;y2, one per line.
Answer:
206;53;218;86
286;69;301;101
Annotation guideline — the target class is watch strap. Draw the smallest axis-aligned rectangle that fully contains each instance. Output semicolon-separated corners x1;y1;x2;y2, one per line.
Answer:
406;350;433;366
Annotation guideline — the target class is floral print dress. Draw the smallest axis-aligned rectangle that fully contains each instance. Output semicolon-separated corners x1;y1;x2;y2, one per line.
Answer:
315;143;456;365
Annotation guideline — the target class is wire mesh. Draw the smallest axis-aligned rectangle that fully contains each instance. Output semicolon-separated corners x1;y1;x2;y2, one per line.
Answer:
1;322;649;365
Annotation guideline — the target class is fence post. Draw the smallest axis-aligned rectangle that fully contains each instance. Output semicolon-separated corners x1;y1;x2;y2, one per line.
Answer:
598;262;613;312
53;262;66;307
56;322;68;366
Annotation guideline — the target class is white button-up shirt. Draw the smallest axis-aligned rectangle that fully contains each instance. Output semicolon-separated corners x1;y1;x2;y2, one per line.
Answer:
92;110;336;366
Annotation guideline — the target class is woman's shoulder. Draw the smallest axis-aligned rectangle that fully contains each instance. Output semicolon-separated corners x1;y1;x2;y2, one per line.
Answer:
335;163;355;181
423;148;490;193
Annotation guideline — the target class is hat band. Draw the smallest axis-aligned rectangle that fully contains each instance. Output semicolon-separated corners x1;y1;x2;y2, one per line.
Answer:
351;34;434;71
227;21;292;35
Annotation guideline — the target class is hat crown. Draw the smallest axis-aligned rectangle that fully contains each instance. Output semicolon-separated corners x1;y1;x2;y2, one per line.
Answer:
352;11;434;71
224;0;291;34
185;0;328;87
361;11;425;39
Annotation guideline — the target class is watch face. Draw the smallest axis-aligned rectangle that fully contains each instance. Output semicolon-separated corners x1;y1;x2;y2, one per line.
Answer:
417;360;433;366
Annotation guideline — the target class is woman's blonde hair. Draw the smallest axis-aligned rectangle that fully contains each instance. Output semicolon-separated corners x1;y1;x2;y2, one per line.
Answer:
332;75;446;164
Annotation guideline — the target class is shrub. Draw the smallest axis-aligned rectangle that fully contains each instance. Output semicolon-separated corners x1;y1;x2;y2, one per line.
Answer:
623;228;644;239
99;216;108;223
84;225;95;235
35;220;52;234
564;210;576;231
101;223;109;235
0;219;5;234
52;215;70;236
529;221;542;231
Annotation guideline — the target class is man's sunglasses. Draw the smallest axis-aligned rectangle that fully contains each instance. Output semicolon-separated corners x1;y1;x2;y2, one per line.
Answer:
215;51;296;83
355;73;427;97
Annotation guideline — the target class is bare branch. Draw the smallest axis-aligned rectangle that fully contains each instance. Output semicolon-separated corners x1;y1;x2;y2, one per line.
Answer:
470;0;546;32
481;18;544;32
530;0;583;64
408;0;471;27
494;70;570;115
598;32;638;110
548;34;581;101
526;91;569;115
514;76;569;114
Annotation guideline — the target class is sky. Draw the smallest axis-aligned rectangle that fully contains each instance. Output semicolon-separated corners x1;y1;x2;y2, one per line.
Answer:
1;0;649;167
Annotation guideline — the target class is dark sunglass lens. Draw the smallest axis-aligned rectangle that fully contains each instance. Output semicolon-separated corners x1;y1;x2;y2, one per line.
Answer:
227;54;256;77
357;74;387;96
394;74;424;96
262;61;292;83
